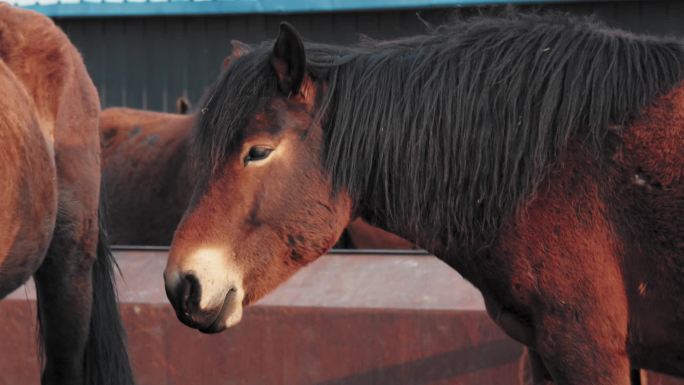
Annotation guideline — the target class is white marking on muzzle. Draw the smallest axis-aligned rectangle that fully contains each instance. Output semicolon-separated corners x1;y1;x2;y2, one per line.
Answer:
223;288;246;328
183;247;244;311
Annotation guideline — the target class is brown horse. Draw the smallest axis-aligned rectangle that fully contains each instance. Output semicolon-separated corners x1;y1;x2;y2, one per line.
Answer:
100;103;413;249
164;13;684;385
0;5;134;385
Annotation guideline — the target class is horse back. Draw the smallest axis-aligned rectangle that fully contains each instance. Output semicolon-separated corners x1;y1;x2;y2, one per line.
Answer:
0;4;99;149
100;108;196;245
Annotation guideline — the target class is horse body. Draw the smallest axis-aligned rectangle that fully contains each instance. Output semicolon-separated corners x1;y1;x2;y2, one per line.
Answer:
101;107;195;245
474;113;684;382
399;83;684;382
0;5;133;384
164;13;683;384
0;59;57;297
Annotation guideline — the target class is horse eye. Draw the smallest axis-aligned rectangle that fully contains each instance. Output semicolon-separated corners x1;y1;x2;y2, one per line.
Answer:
244;146;273;164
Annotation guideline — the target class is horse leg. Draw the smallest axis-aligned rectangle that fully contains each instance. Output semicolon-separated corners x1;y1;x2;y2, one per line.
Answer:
536;338;631;385
535;255;632;385
631;368;647;385
521;349;645;385
33;205;97;385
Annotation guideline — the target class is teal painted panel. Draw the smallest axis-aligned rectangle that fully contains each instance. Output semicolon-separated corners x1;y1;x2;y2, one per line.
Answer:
20;0;590;18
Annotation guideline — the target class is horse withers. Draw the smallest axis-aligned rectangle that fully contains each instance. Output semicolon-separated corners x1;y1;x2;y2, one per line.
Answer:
0;5;134;385
163;12;684;385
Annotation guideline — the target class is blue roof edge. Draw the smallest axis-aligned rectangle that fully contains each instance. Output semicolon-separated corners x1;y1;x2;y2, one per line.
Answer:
21;0;583;18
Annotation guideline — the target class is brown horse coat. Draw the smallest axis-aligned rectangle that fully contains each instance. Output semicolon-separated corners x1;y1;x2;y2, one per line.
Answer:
0;1;101;302
481;84;684;382
0;59;57;296
101;107;195;245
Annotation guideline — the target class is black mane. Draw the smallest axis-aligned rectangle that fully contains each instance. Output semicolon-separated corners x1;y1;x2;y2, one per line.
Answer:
196;11;684;254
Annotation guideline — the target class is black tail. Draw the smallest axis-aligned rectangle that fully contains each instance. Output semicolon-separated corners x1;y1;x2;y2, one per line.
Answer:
630;368;642;385
84;199;136;385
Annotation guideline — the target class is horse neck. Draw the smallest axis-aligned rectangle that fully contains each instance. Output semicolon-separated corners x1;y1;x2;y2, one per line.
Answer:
352;177;451;258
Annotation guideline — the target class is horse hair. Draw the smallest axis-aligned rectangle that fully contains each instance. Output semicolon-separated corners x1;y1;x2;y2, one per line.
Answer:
34;194;134;385
196;10;684;254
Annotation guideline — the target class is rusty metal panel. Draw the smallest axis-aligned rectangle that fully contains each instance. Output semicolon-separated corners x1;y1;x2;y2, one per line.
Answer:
1;251;683;384
0;300;40;385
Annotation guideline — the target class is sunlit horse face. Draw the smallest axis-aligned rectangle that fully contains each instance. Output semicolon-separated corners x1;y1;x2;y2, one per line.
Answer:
164;25;352;333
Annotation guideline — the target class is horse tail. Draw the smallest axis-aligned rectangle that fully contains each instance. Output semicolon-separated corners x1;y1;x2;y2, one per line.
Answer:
630;368;643;385
83;193;136;385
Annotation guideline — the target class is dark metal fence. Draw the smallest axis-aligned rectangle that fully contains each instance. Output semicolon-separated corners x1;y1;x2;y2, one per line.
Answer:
54;1;684;111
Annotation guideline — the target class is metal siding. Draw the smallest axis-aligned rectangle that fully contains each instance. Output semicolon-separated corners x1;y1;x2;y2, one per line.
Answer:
143;18;166;111
54;1;684;111
127;19;146;109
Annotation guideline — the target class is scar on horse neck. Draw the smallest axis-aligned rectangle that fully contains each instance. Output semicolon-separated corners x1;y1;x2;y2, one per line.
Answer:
632;169;663;191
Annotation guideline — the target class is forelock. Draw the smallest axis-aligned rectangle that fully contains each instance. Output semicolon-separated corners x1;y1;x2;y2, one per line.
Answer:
193;46;277;173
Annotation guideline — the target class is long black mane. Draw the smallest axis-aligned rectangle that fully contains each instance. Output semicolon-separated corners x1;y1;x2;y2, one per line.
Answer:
197;11;684;254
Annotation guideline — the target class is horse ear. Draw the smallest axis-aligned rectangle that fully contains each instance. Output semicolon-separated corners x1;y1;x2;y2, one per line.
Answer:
271;22;306;96
222;40;251;70
176;96;191;114
231;40;251;58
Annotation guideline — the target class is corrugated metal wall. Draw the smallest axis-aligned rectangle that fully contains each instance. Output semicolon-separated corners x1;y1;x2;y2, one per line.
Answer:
55;1;684;111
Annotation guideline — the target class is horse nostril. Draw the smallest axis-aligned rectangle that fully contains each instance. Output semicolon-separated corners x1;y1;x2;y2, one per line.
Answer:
179;273;201;316
165;271;202;320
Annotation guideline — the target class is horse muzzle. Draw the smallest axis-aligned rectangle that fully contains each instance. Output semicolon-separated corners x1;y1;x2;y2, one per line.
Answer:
164;269;245;333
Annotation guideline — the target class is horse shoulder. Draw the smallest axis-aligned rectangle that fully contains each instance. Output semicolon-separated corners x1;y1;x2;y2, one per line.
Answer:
609;80;684;374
